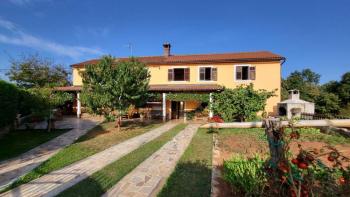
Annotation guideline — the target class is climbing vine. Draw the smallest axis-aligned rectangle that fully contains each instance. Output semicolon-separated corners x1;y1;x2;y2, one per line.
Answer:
166;93;209;102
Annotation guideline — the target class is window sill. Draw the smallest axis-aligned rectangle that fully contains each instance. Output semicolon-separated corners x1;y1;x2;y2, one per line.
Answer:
234;80;254;83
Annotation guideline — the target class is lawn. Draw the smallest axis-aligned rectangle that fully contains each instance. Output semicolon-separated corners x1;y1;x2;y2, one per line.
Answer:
158;128;213;197
58;123;188;197
1;120;163;193
0;129;70;162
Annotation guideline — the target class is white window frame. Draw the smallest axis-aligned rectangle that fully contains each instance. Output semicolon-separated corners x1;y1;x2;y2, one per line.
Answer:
169;66;190;83
198;65;216;82
234;64;255;82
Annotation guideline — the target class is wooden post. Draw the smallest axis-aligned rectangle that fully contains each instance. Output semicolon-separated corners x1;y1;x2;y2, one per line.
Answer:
264;119;285;166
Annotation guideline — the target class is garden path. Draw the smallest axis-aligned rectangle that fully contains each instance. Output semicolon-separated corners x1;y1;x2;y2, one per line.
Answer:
0;121;179;197
103;123;200;197
0;116;103;189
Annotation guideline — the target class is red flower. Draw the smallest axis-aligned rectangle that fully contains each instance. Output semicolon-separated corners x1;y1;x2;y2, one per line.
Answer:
210;115;224;123
298;162;308;169
291;158;299;165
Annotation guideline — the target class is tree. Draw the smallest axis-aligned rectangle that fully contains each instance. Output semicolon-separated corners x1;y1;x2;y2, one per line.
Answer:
81;56;150;130
26;88;72;131
338;72;350;105
6;54;70;88
212;84;275;122
282;69;320;101
314;92;340;114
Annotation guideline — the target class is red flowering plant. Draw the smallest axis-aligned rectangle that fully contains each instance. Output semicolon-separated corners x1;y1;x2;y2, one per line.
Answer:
210;115;224;123
208;115;224;133
264;119;350;197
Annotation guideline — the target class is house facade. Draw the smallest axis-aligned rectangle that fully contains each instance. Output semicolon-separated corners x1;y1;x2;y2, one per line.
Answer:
61;43;285;120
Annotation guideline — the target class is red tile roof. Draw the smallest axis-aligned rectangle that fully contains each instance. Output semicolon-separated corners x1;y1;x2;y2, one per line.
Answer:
72;51;285;67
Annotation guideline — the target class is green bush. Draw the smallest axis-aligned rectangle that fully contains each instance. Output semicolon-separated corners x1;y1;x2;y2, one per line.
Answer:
186;111;195;120
212;84;275;122
223;155;266;195
0;80;20;128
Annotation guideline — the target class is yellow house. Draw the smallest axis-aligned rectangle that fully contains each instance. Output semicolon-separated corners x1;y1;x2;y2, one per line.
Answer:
58;43;285;120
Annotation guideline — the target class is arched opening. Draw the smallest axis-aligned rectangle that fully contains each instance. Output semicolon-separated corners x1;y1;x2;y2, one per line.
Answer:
278;106;287;116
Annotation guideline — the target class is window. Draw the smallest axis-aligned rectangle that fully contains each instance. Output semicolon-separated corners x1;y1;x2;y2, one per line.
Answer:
199;67;217;81
235;65;256;81
168;68;190;81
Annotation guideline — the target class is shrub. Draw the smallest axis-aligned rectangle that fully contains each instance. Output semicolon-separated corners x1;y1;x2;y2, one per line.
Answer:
0;80;20;128
186;111;195;120
223;155;266;195
212;84;275;122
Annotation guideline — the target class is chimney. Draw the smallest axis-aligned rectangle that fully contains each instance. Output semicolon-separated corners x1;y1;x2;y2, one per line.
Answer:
163;42;171;57
288;89;300;100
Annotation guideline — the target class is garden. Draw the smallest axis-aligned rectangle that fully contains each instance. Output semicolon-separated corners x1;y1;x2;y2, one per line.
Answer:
212;122;350;196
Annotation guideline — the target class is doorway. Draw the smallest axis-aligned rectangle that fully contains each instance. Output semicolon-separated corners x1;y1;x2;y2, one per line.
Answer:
171;101;184;119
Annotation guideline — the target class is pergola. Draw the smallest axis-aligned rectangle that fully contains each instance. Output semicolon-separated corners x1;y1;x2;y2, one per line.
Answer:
54;84;223;120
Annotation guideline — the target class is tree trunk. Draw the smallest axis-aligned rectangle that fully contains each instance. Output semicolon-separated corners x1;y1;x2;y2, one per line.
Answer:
263;119;284;166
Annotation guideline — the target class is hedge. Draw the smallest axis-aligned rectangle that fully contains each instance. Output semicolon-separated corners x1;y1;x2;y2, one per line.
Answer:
0;80;20;128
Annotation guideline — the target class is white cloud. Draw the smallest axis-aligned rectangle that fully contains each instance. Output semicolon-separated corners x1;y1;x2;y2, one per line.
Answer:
0;17;103;59
7;0;51;6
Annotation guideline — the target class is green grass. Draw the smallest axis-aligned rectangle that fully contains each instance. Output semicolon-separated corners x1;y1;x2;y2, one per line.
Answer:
1;120;163;193
158;128;213;197
218;127;350;145
289;127;350;145
218;128;266;141
58;123;187;197
0;129;70;162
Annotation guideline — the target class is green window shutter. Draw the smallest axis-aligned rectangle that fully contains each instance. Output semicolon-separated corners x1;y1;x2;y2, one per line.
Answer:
200;67;205;80
249;67;256;80
184;68;190;81
212;67;217;81
168;69;173;81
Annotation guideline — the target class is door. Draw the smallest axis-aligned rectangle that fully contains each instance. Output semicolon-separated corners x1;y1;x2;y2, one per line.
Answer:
171;101;180;119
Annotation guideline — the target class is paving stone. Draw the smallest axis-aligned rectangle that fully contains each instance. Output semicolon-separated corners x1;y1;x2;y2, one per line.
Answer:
103;124;200;197
0;116;103;189
0;121;179;197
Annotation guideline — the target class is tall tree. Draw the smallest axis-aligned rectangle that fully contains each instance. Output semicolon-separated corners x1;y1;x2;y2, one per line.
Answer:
282;69;320;101
6;54;70;88
81;56;150;130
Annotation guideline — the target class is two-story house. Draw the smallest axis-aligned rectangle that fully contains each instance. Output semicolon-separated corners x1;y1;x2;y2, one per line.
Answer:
57;43;285;120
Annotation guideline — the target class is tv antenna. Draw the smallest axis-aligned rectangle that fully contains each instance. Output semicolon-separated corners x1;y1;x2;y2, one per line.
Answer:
124;43;133;56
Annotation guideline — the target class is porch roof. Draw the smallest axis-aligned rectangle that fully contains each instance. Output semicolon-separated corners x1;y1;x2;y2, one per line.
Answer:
54;84;223;92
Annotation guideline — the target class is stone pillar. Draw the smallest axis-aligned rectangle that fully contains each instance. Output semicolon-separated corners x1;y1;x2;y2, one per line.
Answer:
162;93;166;121
209;93;213;118
77;92;81;118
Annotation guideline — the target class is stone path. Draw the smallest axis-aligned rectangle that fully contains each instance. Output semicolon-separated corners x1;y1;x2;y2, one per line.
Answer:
103;123;200;197
0;121;179;197
0;116;103;189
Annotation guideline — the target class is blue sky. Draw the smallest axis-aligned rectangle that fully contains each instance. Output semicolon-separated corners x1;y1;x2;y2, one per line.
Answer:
0;0;349;83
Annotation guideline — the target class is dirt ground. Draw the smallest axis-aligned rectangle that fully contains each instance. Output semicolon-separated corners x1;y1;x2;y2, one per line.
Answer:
213;133;350;197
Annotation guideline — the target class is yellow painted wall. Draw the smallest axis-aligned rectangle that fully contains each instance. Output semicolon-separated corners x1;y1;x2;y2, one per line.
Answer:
184;101;200;112
73;61;281;115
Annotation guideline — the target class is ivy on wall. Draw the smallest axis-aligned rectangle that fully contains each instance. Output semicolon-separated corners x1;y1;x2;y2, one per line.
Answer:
148;92;209;102
166;93;209;102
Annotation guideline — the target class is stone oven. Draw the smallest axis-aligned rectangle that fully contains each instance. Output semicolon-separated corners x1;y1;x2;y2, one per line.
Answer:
278;90;315;119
